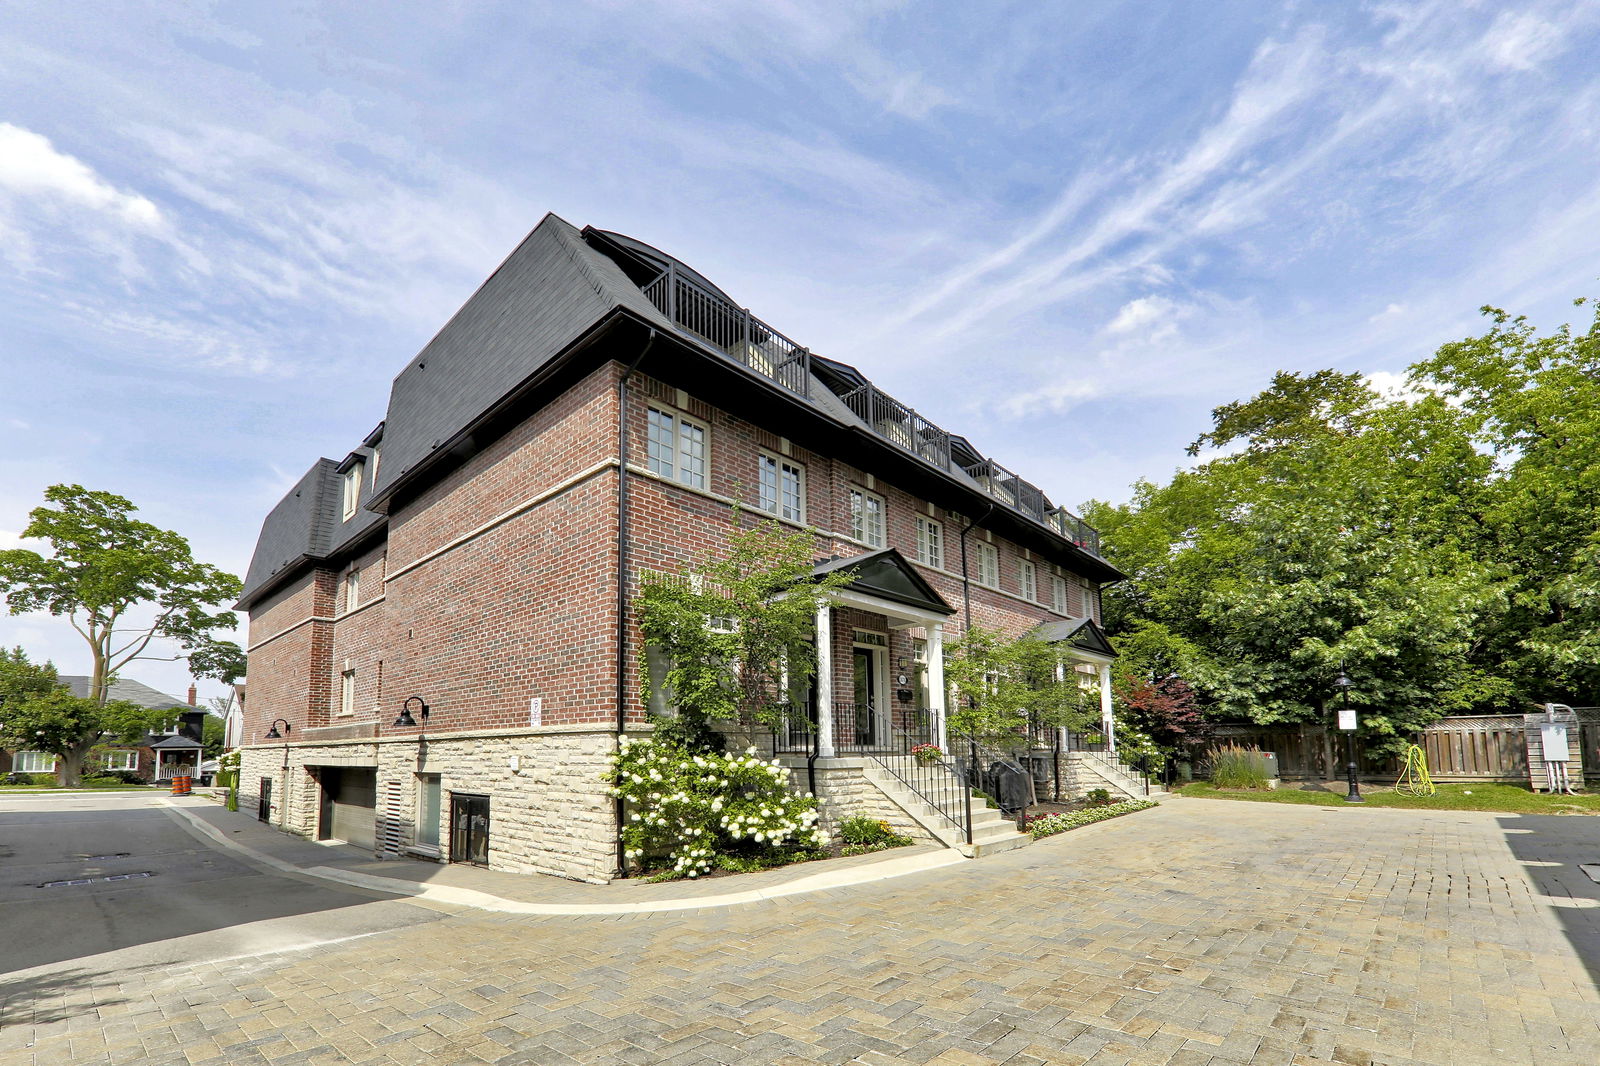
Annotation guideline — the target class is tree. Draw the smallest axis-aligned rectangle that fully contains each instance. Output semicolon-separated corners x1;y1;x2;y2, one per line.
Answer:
0;486;245;708
636;515;853;750
0;646;167;785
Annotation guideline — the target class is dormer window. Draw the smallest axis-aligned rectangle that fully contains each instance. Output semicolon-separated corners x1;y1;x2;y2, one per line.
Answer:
342;462;363;521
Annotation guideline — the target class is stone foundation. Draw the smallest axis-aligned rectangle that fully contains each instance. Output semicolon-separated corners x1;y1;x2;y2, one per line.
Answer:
781;757;939;846
239;726;620;883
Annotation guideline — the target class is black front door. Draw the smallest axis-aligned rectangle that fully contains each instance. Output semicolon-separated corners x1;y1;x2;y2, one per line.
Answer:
853;647;878;747
257;777;272;822
450;793;490;866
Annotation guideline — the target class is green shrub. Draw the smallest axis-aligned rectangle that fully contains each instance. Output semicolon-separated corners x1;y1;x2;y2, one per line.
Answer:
1083;788;1114;807
1209;744;1271;789
1029;799;1157;839
609;736;826;879
836;815;913;854
29;772;57;787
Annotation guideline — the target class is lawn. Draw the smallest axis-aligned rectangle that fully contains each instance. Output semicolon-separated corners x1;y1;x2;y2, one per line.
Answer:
1177;780;1600;814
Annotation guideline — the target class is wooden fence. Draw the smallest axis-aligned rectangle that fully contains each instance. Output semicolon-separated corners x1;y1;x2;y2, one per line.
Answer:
1209;714;1542;781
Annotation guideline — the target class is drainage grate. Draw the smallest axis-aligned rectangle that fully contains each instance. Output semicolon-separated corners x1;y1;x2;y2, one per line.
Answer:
41;872;154;888
82;853;131;861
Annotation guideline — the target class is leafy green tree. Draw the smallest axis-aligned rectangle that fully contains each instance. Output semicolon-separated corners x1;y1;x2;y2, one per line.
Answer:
0;485;245;709
0;647;166;785
636;515;853;750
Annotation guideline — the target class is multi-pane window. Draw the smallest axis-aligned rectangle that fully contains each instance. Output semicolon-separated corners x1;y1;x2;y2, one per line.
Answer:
341;462;363;520
345;567;361;611
1020;560;1037;602
975;542;999;587
758;454;805;522
1052;574;1069;614
339;668;356;716
916;516;944;569
850;488;885;548
103;750;137;771
646;408;707;490
15;751;54;773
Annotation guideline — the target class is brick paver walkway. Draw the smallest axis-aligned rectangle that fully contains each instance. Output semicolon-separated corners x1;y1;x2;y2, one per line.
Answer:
5;799;1600;1065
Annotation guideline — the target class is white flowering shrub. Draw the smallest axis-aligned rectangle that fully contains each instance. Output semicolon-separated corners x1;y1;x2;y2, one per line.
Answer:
609;736;828;879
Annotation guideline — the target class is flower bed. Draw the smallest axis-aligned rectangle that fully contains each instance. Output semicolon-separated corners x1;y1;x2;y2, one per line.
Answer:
1027;798;1158;839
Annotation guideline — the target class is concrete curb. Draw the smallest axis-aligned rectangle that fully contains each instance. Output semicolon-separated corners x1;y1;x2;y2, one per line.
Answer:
160;800;968;915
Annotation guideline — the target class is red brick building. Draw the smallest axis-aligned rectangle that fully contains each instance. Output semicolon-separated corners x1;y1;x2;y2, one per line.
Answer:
237;215;1126;881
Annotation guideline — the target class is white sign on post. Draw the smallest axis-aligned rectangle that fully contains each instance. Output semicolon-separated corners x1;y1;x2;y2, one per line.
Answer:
529;697;543;728
1337;709;1357;732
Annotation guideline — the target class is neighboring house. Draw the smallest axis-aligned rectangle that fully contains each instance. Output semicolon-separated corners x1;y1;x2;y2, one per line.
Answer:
45;677;206;782
219;683;246;750
236;214;1126;881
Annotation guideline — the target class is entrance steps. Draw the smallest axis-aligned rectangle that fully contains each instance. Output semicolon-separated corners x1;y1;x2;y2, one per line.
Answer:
1068;750;1170;802
860;764;1030;859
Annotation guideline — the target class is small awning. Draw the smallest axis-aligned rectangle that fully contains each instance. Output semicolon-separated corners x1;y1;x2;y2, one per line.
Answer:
1031;616;1116;658
809;549;955;617
148;735;203;751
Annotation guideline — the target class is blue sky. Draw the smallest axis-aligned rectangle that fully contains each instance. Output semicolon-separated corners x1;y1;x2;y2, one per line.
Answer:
2;0;1598;701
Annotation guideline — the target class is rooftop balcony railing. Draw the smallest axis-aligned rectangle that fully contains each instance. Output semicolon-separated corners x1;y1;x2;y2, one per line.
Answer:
642;264;810;398
638;262;1104;558
839;384;953;472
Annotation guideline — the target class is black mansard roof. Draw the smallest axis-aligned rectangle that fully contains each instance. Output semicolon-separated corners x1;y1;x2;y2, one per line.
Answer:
239;214;1122;609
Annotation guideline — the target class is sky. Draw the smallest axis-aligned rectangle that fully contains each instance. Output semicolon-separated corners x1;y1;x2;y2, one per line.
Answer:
2;0;1598;703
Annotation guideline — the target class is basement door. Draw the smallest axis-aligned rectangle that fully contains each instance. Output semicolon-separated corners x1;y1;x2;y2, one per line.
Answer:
450;793;490;867
317;766;377;850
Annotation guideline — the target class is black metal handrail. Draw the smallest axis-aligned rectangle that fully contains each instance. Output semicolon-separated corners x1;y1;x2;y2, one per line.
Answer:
867;726;972;845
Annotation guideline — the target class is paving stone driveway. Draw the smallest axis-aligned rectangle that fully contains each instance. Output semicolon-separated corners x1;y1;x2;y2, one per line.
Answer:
5;799;1600;1066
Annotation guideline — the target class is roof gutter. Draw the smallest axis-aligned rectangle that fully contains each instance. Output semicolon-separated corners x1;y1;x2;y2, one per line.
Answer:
957;502;996;632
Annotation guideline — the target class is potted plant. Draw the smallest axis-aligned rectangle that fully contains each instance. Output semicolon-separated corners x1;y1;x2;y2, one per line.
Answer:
910;743;944;766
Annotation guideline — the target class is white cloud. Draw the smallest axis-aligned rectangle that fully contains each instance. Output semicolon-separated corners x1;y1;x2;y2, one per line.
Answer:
1105;296;1182;338
1369;302;1408;323
1484;11;1566;71
0;123;162;228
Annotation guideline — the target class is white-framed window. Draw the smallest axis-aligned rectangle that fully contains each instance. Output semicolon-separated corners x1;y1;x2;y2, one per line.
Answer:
757;453;805;522
15;751;55;773
1052;574;1069;614
1020;560;1037;603
341;462;363;520
850;488;885;548
646;407;708;490
339;668;356;716
345;567;361;611
102;750;138;771
915;516;944;569
975;542;999;588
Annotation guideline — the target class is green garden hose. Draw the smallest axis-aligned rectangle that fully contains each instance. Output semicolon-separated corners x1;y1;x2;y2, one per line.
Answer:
1394;744;1435;796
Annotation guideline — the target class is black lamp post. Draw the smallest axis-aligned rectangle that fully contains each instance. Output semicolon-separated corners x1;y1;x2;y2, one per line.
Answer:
393;695;429;728
1334;669;1363;803
263;718;292;740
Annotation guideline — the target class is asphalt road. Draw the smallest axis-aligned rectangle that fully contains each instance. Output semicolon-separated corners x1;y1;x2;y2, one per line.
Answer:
0;793;438;976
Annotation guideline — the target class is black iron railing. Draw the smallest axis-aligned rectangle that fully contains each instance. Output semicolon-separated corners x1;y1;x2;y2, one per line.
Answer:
642;265;811;398
868;726;972;844
773;703;933;755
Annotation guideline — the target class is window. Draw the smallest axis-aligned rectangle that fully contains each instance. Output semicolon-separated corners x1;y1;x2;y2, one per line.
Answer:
415;774;442;850
646;407;707;490
339;668;356;716
102;750;137;771
345;567;361;611
916;516;944;569
850;488;885;548
975;542;999;587
1020;560;1037;603
1052;574;1069;614
757;454;805;522
341;462;363;520
15;751;55;773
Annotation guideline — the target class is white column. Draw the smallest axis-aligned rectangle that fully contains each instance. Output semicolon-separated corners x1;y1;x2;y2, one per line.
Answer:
928;622;947;751
1056;660;1069;751
815;603;835;758
1099;662;1116;756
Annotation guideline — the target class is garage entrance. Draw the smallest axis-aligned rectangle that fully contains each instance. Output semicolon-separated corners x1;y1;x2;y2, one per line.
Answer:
317;766;377;850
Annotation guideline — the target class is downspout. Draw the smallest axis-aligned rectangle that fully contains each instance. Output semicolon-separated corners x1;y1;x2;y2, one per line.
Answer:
614;328;658;878
956;502;996;631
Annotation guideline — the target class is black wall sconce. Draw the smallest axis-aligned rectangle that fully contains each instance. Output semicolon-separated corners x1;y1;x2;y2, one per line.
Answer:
393;695;430;728
263;718;292;740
